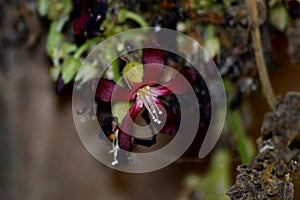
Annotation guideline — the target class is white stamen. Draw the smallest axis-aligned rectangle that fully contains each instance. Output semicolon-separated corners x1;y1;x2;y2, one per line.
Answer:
136;86;163;124
152;100;162;115
96;15;102;21
109;129;119;166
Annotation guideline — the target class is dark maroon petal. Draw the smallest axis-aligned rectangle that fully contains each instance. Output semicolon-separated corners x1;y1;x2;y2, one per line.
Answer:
149;85;171;96
119;101;142;133
156;67;196;95
142;42;164;84
118;129;131;151
74;13;90;35
118;101;142;150
81;0;93;12
56;76;66;94
93;78;133;102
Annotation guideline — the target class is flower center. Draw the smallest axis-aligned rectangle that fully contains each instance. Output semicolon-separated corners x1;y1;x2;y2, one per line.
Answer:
136;86;162;124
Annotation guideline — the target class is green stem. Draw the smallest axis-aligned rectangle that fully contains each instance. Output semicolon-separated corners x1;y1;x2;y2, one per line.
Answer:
205;25;215;39
230;110;251;164
111;58;121;82
224;79;252;164
73;36;102;59
125;11;148;27
119;9;149;27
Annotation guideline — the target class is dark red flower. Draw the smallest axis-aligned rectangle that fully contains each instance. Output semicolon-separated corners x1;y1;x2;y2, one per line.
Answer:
73;0;108;38
94;43;196;151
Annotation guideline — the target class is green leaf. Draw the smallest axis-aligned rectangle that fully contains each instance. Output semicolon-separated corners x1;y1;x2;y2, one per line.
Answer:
63;0;73;15
230;110;254;164
204;26;220;62
270;6;290;32
75;61;98;87
62;42;77;54
223;79;254;164
48;0;73;20
122;61;144;83
37;0;49;16
50;66;61;81
204;37;220;62
38;0;73;20
46;20;77;67
112;102;131;123
46;21;66;58
268;0;279;7
61;57;81;84
182;150;231;200
118;9;127;23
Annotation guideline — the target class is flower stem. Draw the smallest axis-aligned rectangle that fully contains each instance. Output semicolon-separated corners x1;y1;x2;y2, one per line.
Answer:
224;79;253;164
73;36;102;59
119;9;149;27
230;110;251;164
111;58;121;82
245;0;277;110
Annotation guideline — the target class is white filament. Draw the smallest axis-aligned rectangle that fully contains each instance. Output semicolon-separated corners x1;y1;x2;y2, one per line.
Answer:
109;129;119;166
136;86;162;124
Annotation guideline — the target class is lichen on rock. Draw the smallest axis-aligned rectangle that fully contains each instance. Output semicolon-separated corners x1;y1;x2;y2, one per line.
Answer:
227;92;300;200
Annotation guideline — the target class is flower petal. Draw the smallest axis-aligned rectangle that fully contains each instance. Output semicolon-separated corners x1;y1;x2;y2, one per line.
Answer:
142;42;164;84
74;13;90;35
118;101;143;150
93;78;134;102
155;67;196;95
56;76;66;94
118;129;131;151
119;101;142;133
